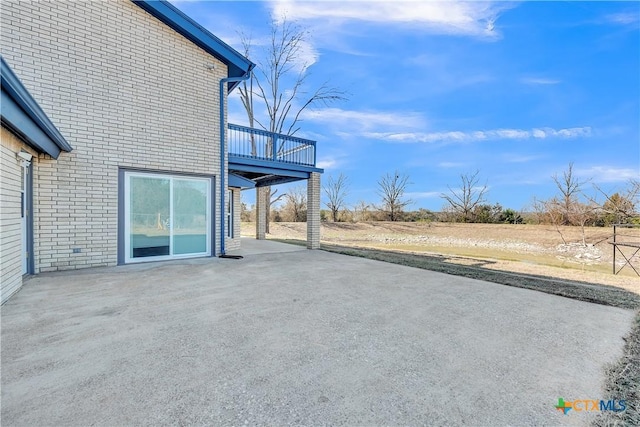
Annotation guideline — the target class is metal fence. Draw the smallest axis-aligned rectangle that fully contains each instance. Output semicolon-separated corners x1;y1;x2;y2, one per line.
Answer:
228;123;316;167
611;223;640;276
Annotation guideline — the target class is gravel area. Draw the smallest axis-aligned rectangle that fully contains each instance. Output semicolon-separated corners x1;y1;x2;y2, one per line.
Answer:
252;222;640;292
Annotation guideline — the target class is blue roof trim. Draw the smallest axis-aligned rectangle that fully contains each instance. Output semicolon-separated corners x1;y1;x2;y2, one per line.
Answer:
1;57;72;159
229;173;256;189
132;0;254;92
1;94;62;158
229;156;324;177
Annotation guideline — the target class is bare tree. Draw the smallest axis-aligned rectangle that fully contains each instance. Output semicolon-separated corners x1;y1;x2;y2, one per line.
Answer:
281;186;307;222
440;170;488;223
551;162;589;226
240;201;253;222
532;196;569;244
571;201;598;245
353;200;372;222
377;171;412;221
536;163;597;245
543;197;597;246
632;178;640;196
269;188;286;208
237;36;259;158
238;18;347;233
591;179;640;225
323;173;349;222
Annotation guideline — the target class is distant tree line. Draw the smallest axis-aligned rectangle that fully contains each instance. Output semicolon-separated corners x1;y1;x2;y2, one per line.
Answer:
240;164;640;233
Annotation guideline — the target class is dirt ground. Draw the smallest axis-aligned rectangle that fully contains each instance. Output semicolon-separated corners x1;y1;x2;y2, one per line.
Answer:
242;222;640;294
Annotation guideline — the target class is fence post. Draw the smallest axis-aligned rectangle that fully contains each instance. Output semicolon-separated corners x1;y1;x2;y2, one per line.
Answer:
613;224;616;274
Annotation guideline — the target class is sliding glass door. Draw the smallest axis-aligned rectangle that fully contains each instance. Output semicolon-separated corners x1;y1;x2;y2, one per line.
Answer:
124;172;211;263
173;178;209;255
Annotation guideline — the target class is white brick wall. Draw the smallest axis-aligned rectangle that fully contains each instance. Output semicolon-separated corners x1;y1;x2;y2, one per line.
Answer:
307;173;321;249
256;187;268;239
1;0;230;271
226;187;241;251
0;127;39;303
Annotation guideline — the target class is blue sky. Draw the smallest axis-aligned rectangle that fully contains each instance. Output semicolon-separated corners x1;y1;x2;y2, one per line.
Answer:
174;0;639;211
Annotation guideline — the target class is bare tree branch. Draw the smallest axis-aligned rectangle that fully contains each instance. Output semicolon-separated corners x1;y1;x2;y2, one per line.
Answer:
589;179;640;225
323;173;349;222
282;186;307;222
287;81;347;136
238;16;348;232
539;163;596;245
238;34;257;155
551;162;589;225
377;171;412;221
440;170;488;223
269;189;286;207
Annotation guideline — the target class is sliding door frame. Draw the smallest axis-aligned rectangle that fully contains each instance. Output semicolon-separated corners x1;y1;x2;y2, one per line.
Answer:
117;168;216;265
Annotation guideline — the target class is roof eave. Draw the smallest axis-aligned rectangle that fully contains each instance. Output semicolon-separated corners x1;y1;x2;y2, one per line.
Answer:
0;56;72;157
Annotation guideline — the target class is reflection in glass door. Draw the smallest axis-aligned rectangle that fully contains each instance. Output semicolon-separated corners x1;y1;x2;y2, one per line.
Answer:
129;175;170;258
173;179;208;255
124;172;211;262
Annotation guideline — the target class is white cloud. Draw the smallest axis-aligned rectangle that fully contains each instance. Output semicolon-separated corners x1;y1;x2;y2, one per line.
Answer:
239;34;319;74
438;161;466;168
405;191;441;199
605;12;640;26
317;157;338;169
532;129;546;138
366;126;592;144
302;108;427;133
502;154;543;163
553;128;591;138
270;1;509;39
276;38;319;73
494;129;531;139
521;77;561;85
577;166;639;183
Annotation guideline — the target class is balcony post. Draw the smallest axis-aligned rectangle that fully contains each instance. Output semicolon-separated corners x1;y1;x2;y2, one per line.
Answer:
306;172;321;249
272;134;278;161
313;142;317;166
256;186;268;240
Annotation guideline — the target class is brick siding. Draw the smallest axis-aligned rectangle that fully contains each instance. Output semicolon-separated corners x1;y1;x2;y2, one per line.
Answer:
1;127;39;302
1;0;229;271
307;172;321;249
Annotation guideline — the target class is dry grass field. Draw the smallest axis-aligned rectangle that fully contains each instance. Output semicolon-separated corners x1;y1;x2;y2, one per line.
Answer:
242;221;640;294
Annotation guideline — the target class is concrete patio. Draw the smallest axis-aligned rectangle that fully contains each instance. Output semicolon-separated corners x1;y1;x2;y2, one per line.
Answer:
1;240;634;426
231;237;308;256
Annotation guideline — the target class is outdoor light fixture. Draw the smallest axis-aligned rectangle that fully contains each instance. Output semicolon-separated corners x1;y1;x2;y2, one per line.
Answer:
16;151;33;162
